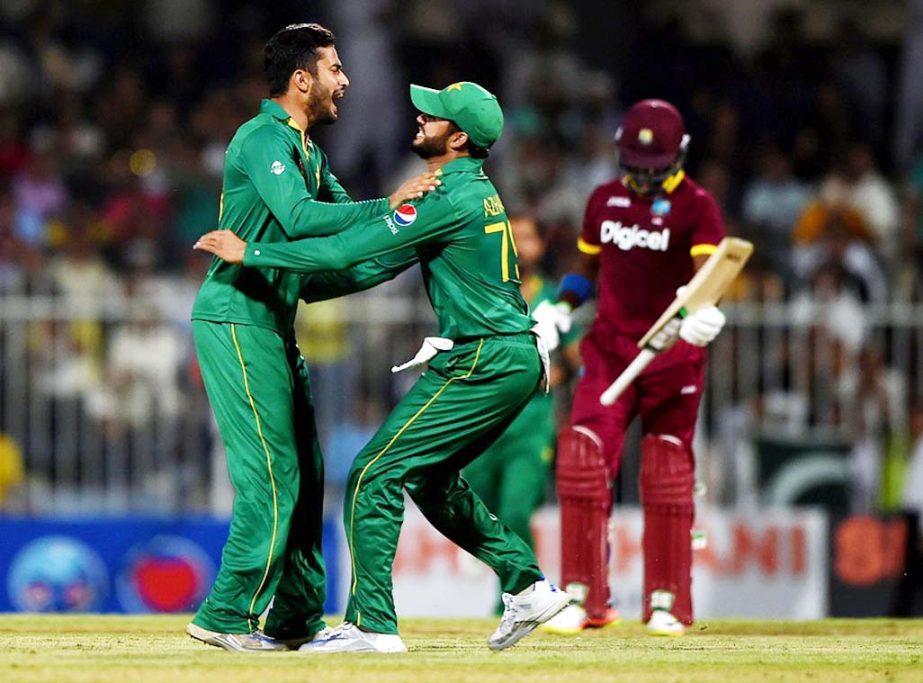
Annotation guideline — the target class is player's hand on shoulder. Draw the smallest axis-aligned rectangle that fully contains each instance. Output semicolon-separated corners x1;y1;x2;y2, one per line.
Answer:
531;300;572;351
194;229;247;264
389;172;441;209
679;305;725;347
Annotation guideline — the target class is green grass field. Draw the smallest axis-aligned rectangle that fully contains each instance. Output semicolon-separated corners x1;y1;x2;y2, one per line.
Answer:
2;615;922;683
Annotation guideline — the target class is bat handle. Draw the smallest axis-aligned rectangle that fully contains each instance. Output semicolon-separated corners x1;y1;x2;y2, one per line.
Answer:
599;348;658;406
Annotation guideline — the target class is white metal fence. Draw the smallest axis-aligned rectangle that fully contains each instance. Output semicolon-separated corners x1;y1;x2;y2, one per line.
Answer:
1;290;921;514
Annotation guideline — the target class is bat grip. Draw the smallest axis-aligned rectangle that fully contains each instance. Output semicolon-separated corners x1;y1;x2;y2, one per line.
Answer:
599;348;657;406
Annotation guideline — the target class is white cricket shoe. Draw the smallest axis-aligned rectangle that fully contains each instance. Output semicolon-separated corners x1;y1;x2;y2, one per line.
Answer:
276;625;336;650
299;622;407;654
487;578;570;651
646;609;685;636
186;623;287;652
538;604;587;635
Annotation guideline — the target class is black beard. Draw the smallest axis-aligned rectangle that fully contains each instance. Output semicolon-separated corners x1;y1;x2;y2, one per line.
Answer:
309;98;337;125
308;82;338;125
412;130;450;159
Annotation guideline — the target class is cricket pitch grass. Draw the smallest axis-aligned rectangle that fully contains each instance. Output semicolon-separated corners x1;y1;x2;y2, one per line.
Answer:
2;615;922;683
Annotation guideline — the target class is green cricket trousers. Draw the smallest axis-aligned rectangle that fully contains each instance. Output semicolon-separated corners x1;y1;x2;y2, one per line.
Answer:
344;333;546;633
191;320;326;638
464;392;554;549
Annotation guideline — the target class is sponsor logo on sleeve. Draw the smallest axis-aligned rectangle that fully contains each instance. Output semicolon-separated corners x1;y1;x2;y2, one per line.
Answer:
394;204;418;227
606;196;632;208
600;220;670;252
384;204;418;236
270;160;285;175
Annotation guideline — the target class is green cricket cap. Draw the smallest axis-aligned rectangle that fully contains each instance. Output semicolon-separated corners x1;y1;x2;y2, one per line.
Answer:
410;81;504;149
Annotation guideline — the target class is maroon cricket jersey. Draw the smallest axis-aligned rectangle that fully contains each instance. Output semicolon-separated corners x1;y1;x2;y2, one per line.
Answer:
579;172;725;340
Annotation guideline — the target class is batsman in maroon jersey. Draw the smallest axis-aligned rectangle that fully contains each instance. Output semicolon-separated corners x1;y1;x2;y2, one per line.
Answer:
532;99;727;637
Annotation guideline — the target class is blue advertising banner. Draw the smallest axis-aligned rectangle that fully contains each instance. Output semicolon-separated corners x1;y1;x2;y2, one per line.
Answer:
0;517;339;614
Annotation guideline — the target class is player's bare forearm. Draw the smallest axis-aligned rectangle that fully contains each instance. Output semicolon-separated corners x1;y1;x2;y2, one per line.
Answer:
194;230;246;264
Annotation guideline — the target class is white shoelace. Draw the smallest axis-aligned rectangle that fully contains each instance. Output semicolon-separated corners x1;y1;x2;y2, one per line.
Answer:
498;594;517;630
324;622;354;640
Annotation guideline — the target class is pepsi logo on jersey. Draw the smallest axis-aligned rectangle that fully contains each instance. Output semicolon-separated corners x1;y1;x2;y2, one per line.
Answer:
394;204;418;227
599;220;670;252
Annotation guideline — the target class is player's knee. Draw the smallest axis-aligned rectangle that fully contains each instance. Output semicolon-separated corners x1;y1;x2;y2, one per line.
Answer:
639;434;694;507
344;464;362;493
344;459;381;493
556;426;610;504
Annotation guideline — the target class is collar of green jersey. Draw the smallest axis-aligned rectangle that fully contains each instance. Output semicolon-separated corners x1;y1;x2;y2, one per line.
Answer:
261;99;312;155
438;156;486;177
260;98;294;121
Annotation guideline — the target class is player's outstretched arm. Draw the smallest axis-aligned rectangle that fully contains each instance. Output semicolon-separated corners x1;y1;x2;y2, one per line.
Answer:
239;126;438;239
220;189;461;274
318;157;439;210
299;248;420;303
239;126;386;238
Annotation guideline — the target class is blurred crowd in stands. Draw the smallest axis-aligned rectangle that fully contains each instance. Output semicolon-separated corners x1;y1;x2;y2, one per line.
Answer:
2;0;923;516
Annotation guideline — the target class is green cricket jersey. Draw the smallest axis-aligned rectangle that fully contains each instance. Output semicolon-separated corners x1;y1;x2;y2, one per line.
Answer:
243;156;532;339
191;99;392;334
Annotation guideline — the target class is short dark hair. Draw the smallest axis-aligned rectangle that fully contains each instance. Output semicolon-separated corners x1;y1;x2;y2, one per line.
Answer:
468;144;489;159
264;23;335;97
447;121;489;158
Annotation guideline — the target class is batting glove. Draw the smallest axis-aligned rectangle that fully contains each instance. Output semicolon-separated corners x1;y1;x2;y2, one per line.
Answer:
679;306;726;347
530;300;572;351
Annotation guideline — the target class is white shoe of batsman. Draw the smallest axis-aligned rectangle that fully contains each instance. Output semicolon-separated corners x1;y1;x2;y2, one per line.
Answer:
487;579;570;651
298;622;407;654
646;609;686;637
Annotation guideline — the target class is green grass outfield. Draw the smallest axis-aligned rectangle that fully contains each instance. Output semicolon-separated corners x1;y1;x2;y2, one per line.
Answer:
2;615;922;683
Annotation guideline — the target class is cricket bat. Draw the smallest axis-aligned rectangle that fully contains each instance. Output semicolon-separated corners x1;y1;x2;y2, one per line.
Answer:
599;237;753;406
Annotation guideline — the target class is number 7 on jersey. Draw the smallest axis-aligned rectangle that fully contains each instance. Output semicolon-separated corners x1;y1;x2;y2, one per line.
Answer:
485;219;519;282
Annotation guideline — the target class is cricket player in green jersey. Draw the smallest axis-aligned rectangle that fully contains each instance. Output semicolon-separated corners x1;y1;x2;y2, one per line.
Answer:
186;23;437;653
463;215;580;611
195;81;570;653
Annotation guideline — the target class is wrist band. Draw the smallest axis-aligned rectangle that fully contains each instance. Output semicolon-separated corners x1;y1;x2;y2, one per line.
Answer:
558;273;593;305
